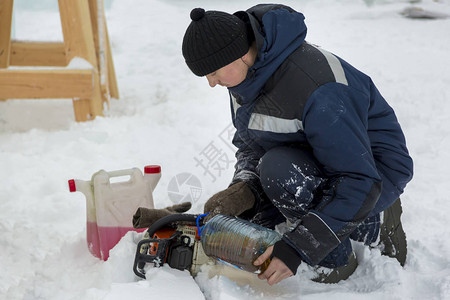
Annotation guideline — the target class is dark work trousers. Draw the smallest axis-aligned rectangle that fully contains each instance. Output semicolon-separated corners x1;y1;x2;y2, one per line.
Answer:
256;146;380;268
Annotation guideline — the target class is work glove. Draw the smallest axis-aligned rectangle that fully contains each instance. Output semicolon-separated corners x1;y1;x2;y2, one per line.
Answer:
132;202;192;229
204;181;255;221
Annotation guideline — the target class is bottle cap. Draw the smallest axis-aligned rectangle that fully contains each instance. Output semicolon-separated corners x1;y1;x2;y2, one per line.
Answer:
144;165;161;174
68;179;76;192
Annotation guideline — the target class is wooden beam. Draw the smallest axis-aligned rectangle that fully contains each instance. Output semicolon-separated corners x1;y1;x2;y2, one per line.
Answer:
89;0;110;106
105;17;119;99
59;0;103;118
58;0;97;65
0;0;14;68
72;98;93;122
0;69;93;99
9;42;67;67
88;0;100;68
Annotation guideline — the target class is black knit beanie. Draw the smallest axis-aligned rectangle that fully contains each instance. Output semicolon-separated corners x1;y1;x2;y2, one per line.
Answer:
182;8;249;77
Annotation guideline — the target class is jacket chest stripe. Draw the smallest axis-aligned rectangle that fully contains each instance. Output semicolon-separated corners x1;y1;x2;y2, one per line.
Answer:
314;46;348;86
248;113;304;133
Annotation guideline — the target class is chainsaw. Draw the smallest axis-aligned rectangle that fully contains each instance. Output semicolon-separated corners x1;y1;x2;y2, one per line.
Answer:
132;213;280;279
133;213;212;278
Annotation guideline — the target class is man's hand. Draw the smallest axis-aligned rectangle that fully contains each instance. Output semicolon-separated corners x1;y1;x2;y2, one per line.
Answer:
204;182;255;220
254;245;294;285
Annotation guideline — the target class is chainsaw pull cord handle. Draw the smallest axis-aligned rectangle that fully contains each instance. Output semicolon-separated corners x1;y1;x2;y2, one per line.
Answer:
196;213;210;237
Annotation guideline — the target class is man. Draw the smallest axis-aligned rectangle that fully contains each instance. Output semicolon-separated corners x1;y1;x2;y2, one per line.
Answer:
181;4;413;285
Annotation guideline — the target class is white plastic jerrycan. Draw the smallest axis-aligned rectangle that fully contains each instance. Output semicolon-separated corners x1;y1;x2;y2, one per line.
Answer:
68;165;161;260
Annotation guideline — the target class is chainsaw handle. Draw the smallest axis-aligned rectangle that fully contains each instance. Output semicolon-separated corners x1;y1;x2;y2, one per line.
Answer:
133;234;179;279
147;213;201;237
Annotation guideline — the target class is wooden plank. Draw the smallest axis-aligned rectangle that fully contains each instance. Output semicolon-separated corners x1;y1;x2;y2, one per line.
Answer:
9;42;67;67
106;23;119;99
58;0;97;65
0;0;13;68
98;0;110;105
88;0;118;102
73;98;92;122
90;0;109;106
0;69;93;99
59;0;103;118
71;0;99;121
88;0;100;68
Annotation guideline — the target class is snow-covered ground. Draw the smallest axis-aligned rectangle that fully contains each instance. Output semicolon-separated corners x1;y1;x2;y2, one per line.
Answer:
1;0;450;299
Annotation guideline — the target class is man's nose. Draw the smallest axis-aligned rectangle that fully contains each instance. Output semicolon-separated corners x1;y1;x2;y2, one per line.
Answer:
206;76;217;88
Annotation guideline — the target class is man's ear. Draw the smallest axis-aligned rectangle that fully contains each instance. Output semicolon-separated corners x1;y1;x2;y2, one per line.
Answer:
241;44;256;67
241;51;251;67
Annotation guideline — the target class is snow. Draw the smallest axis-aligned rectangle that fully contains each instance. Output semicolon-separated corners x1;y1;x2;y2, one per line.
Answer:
1;0;450;299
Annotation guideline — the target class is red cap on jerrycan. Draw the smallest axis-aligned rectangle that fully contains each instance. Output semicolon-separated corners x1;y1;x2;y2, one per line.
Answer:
68;179;76;192
144;165;161;174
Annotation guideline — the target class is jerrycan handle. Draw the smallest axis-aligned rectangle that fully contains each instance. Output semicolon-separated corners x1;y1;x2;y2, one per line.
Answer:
103;168;145;187
107;168;136;178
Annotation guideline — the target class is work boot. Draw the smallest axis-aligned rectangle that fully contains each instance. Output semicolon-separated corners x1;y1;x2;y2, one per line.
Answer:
378;198;407;266
312;251;358;284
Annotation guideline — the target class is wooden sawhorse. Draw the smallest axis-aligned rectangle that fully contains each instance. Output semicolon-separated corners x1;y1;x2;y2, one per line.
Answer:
0;0;119;122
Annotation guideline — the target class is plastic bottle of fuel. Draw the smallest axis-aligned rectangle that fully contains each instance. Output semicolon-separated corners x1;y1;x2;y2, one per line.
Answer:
200;214;282;273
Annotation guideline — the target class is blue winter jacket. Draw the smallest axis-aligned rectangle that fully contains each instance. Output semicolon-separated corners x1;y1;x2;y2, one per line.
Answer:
228;4;414;266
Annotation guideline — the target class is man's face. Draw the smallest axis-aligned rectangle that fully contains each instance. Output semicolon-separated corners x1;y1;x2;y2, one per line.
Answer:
205;57;248;88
